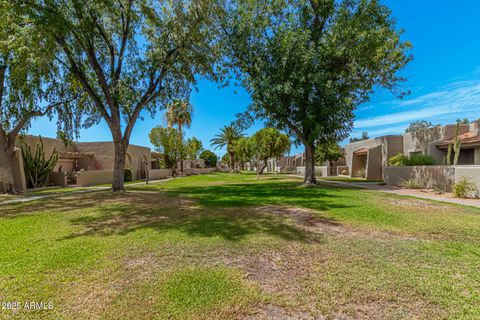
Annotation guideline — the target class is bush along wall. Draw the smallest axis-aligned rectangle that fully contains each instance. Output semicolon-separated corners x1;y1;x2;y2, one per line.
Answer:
388;153;435;166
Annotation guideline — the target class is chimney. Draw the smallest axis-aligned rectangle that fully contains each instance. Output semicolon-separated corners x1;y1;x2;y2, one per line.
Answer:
469;120;480;136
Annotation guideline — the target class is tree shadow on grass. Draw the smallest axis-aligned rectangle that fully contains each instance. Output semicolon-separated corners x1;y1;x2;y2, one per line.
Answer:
0;192;116;218
132;181;355;212
58;182;350;242
62;204;332;242
1;180;354;243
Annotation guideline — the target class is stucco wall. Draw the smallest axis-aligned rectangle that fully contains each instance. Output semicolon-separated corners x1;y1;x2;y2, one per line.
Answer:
16;135;68;157
384;166;455;190
49;172;68;187
296;166;329;177
149;169;172;180
366;145;382;179
384;136;404;166
76;170;113;187
14;135;152;185
11;148;26;192
345;139;381;174
345;135;403;178
454;166;480;190
403;125;469;164
75;142;151;180
194;168;216;174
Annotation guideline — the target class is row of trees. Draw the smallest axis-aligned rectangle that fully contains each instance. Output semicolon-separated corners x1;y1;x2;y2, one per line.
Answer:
211;125;291;177
149;126;210;172
1;0;410;192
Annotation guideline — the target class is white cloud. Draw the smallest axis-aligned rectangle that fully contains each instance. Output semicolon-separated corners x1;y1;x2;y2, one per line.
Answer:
350;124;408;138
355;80;480;129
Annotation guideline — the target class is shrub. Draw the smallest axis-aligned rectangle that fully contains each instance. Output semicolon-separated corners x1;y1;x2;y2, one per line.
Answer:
388;153;435;166
124;169;132;182
355;168;366;178
199;150;218;168
399;178;423;189
408;154;435;165
388;153;406;166
453;178;479;199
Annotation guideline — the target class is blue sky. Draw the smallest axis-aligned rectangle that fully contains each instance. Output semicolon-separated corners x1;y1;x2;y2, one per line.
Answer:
28;0;480;156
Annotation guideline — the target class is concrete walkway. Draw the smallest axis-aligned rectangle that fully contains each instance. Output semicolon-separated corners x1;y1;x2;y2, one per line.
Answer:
316;178;480;209
0;178;175;206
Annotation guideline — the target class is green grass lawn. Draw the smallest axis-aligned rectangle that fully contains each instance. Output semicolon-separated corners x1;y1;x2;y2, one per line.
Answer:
94;179;145;187
1;173;480;319
27;187;92;196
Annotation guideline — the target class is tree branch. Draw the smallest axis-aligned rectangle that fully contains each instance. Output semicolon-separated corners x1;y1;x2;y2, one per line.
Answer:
7;100;67;144
0;65;6;115
55;35;112;124
114;0;133;82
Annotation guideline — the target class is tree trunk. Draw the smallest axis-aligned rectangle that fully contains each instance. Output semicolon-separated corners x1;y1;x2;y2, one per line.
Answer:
259;161;267;174
303;143;316;187
112;139;127;192
178;123;184;174
229;151;235;172
256;160;260;180
0;133;16;193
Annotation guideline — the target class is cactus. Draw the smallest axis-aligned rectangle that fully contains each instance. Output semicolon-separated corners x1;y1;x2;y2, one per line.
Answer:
446;122;462;165
452;122;462;166
21;136;59;188
446;143;452;165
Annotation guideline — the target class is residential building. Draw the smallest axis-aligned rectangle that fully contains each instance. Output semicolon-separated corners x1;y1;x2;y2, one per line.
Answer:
11;135;151;191
344;135;404;179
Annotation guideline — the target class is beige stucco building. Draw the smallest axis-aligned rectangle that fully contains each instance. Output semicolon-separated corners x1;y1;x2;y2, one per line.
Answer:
11;135;151;191
347;120;480;188
435;121;480;165
345;135;404;179
402;123;470;164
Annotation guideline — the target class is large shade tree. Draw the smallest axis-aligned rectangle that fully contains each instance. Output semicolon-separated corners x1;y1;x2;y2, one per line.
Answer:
210;124;243;171
0;2;78;193
221;0;411;185
21;0;222;191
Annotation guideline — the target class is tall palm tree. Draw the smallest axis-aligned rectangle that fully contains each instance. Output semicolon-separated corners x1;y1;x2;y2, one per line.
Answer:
165;99;193;173
210;125;244;171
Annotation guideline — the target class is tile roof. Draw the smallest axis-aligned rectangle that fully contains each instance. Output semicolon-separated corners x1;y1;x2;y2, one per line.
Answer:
437;131;480;147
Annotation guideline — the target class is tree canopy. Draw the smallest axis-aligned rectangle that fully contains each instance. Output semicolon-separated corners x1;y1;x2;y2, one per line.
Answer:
405;121;434;133
234;136;254;168
149;126;183;171
315;141;343;165
185;137;203;160
0;2;79;193
199;149;217;168
251;128;290;174
20;0;223;191
210;124;244;170
221;0;411;185
349;131;370;143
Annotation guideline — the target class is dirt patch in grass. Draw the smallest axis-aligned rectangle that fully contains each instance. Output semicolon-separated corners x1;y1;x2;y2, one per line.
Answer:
385;197;442;209
61;252;171;319
255;205;420;243
246;304;316;320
